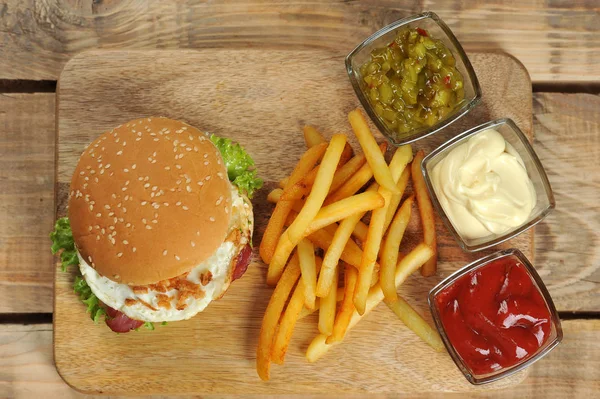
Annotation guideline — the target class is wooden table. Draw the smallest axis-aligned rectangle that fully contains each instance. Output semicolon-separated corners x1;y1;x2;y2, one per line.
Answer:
0;1;598;397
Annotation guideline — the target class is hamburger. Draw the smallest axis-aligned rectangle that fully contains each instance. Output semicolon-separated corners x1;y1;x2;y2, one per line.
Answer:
51;117;262;332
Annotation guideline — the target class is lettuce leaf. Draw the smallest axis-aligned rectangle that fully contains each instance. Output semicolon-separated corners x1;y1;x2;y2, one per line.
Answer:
50;217;79;272
50;217;106;323
210;134;263;198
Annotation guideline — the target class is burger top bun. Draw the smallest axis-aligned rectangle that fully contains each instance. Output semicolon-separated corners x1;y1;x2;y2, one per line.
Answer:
68;117;232;285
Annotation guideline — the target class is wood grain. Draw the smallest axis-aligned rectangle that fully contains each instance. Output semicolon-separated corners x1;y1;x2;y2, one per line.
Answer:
0;0;598;82
532;93;600;311
53;49;532;395
1;319;598;398
0;93;55;313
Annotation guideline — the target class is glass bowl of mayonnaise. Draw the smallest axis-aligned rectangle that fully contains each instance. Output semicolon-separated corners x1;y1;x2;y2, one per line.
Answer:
421;118;555;252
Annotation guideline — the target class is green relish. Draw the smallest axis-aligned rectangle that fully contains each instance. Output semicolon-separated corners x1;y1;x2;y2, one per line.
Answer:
359;27;465;137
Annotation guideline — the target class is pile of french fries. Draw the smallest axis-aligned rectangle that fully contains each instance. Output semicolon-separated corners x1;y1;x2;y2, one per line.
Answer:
257;109;443;381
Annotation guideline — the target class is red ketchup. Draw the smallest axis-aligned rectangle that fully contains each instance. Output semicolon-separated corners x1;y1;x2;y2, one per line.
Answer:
435;257;552;375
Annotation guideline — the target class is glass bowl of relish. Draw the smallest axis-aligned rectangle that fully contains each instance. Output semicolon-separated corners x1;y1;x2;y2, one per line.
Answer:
346;11;482;145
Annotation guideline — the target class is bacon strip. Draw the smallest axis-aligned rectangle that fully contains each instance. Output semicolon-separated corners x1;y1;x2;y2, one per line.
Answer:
105;306;144;333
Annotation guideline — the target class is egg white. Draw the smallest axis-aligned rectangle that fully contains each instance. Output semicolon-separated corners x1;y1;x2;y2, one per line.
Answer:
78;186;253;322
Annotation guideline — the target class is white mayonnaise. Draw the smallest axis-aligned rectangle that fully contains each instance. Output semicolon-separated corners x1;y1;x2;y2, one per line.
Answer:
430;129;536;240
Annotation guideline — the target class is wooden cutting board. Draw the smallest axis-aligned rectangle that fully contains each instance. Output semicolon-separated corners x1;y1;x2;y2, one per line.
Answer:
54;49;533;395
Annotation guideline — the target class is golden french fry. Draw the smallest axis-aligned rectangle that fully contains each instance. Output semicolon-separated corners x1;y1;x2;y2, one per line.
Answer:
353;146;412;315
297;238;317;310
305;191;384;236
306;243;433;362
269;135;347;278
267;188;284;204
383;166;411;235
386;297;444;352
318;263;338;336
380;196;414;303
327;263;358;344
325;142;387;205
351;220;369;243
348;109;399;194
412;150;437;277
328;152;367;194
257;253;301;380
299;286;344;320
278;177;288;188
303;125;326;148
271;257;323;364
260;142;327;267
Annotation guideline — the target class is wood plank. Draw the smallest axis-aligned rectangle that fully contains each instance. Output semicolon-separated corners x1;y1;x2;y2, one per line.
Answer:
0;1;597;82
52;49;534;395
1;319;597;398
0;93;55;313
532;93;600;311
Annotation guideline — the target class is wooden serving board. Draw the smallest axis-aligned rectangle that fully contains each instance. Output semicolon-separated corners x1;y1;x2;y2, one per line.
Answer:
55;49;533;395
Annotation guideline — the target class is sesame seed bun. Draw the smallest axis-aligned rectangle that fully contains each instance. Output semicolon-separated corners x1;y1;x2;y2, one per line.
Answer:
68;117;232;285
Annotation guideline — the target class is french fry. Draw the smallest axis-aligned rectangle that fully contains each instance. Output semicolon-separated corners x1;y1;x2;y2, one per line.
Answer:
303;125;326;148
412;150;437;277
380;196;414;303
306;243;433;362
316;211;363;298
353;146;412;315
269;135;347;281
257;252;301;381
382;166;411;235
325;142;387;205
271;257;323;364
318;262;338;335
273;193;370;244
260;142;328;267
278;177;288;188
386;297;444;352
267;188;284;204
297;238;317;310
328;152;367;194
348;109;399;194
327;264;358;344
299;287;344;320
305;191;384;236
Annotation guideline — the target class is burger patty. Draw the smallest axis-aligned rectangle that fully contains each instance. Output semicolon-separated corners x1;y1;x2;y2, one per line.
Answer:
78;186;253;323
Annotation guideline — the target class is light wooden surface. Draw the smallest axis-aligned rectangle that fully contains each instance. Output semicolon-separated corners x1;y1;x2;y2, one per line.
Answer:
2;319;598;398
0;0;598;82
0;1;599;397
53;49;532;395
0;93;55;313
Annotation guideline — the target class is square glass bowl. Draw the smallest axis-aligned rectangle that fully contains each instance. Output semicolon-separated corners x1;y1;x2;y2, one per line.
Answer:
345;11;482;146
428;248;563;385
421;118;555;252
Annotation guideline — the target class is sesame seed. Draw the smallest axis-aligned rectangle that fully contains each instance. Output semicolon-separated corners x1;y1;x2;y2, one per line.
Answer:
141;201;147;205
152;159;157;163
123;240;128;245
105;164;111;169
163;202;169;206
175;164;182;169
124;168;129;172
108;212;115;217
79;171;85;176
205;175;211;181
165;166;171;171
96;235;100;241
204;161;209;166
133;247;137;252
100;169;105;175
152;186;158;191
132;164;137;169
197;181;204;186
126;223;131;228
122;187;127;191
146;225;152;230
142;218;147;224
117;252;123;258
210;217;215;222
163;250;168;256
191;241;196;247
124;195;129;201
186;186;192;193
136;137;141;141
96;213;101;217
109;225;115;230
196;231;200;236
125;180;130;186
175;255;181;261
144;183;150;188
182;205;189;211
152;219;157;224
101;228;106;234
104;204;110;210
176;201;182;206
89;205;94;211
111;194;117;199
88;226;93;232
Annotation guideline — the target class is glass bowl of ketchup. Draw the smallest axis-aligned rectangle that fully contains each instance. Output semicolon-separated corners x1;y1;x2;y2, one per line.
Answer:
428;248;562;385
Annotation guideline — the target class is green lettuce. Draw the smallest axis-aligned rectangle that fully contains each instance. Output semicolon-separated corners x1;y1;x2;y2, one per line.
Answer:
50;217;105;323
50;217;79;272
210;134;263;198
